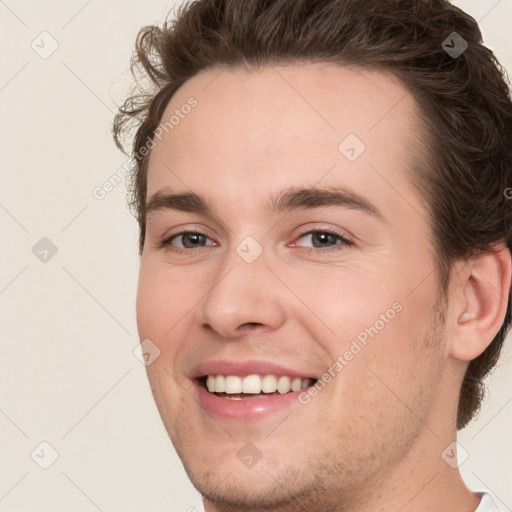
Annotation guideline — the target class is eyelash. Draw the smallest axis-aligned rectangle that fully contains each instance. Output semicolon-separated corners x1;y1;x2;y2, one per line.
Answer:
293;229;354;253
159;228;353;254
158;228;208;253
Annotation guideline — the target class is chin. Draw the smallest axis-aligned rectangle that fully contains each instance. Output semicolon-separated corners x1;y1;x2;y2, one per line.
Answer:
186;461;323;512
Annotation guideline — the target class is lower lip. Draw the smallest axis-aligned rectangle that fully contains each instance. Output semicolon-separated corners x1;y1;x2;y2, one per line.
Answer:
194;380;307;421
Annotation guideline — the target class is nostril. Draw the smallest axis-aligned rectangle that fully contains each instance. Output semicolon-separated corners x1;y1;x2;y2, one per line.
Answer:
238;322;264;330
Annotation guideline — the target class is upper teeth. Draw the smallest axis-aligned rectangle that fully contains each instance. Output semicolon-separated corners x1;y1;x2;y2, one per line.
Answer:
206;375;314;394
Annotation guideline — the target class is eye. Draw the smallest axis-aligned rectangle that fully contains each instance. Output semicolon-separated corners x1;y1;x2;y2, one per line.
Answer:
161;230;215;250
293;229;353;251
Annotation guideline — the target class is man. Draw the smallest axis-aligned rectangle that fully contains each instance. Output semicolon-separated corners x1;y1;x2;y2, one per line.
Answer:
113;0;512;510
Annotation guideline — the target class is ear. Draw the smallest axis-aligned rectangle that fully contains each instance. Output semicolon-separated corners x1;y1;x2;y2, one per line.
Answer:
448;244;512;362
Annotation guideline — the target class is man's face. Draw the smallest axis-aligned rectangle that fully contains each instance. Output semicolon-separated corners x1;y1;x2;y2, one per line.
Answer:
137;64;452;510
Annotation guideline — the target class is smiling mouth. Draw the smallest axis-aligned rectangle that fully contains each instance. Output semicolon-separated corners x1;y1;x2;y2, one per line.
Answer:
201;374;317;400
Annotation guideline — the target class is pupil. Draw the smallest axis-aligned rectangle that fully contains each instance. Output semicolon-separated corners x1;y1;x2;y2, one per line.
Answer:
184;233;205;248
313;232;336;247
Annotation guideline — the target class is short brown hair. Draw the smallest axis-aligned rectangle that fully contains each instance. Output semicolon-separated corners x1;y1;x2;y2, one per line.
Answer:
113;0;512;430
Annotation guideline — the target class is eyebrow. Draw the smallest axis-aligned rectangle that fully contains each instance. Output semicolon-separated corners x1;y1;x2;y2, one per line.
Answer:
267;186;385;221
145;190;213;216
145;186;385;222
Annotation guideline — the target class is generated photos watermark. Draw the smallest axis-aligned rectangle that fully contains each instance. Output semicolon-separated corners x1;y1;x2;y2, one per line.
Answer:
298;301;403;405
93;97;198;200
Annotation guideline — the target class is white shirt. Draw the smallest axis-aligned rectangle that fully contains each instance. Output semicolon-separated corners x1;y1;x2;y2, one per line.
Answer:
475;492;500;511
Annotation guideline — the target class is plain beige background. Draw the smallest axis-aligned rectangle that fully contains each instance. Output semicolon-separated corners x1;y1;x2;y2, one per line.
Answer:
0;1;511;510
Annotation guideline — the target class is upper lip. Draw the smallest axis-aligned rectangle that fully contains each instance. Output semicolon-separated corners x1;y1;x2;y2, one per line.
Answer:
191;360;319;380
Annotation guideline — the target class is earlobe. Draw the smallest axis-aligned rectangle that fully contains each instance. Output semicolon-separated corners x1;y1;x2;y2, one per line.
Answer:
450;244;512;362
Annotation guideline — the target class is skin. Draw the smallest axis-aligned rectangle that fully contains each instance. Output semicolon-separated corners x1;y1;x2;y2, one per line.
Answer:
136;63;511;511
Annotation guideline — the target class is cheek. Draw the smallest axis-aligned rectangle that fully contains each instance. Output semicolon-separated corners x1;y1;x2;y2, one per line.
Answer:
136;263;190;367
330;295;443;424
317;318;441;464
136;265;192;420
136;270;166;340
287;264;401;342
302;258;436;353
295;263;439;396
136;260;196;336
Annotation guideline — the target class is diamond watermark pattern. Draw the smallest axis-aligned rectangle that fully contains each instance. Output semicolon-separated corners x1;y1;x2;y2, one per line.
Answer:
31;31;59;59
237;442;262;469
32;237;58;263
236;236;263;264
31;441;59;469
442;32;468;59
133;338;161;366
338;134;366;162
441;441;469;469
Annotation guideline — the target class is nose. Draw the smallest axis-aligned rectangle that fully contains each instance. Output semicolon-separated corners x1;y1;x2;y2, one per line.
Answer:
198;250;287;339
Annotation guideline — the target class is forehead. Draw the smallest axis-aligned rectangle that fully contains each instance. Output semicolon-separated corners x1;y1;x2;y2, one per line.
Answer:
147;62;426;216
